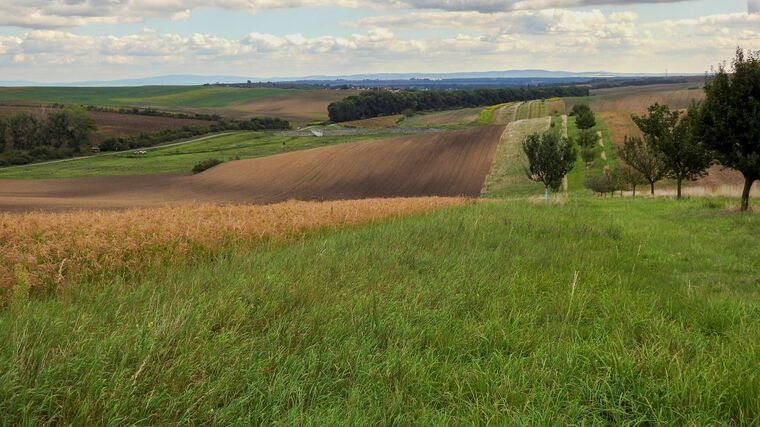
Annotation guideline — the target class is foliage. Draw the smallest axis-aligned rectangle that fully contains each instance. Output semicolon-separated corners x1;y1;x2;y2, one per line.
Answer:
618;162;647;196
192;158;223;174
632;103;712;198
699;47;760;211
573;104;597;130
618;135;667;196
580;146;596;166
522;132;577;192
576;129;597;149
327;86;589;122
0;106;96;165
584;169;624;196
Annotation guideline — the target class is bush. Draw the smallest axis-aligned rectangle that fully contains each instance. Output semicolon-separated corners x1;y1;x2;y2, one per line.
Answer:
192;158;223;174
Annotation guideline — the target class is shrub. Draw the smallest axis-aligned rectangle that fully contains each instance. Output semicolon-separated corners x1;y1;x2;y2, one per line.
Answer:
192;158;223;174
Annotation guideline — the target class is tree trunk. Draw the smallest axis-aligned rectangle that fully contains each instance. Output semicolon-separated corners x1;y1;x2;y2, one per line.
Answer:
677;178;682;199
632;185;636;197
741;176;754;212
650;181;655;196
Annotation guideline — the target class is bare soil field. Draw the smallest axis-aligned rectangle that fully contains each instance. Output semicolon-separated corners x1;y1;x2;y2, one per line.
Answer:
0;126;505;211
0;105;213;144
228;89;360;124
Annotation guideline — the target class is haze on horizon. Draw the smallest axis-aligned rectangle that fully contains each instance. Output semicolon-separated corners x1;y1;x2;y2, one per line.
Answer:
0;0;759;83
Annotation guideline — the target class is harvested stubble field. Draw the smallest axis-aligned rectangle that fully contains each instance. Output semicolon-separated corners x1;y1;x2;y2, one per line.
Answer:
0;126;505;211
397;107;482;129
0;105;213;143
0;197;466;305
229;89;361;124
569;84;706;114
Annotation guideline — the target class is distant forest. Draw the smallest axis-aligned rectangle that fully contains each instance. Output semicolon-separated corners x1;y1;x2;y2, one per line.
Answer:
327;86;590;122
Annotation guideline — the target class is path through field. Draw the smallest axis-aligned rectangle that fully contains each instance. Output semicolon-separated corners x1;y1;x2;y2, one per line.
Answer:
482;117;551;197
0;126;505;211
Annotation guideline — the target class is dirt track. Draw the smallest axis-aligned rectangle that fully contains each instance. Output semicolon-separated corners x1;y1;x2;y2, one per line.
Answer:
0;126;505;212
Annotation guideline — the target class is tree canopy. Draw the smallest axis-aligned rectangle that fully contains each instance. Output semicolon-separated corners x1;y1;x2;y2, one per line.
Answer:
699;47;760;211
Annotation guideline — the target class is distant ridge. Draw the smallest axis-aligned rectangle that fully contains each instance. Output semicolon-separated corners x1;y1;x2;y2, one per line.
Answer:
0;70;700;87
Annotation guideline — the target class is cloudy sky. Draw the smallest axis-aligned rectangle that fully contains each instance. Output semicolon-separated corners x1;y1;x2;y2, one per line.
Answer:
0;0;759;82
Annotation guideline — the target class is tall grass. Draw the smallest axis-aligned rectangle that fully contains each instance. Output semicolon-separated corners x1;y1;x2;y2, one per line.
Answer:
1;197;759;424
0;198;466;305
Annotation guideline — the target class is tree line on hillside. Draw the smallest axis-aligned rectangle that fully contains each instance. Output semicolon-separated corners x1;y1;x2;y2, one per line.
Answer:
525;48;759;211
0;106;96;166
327;86;590;122
0;108;290;166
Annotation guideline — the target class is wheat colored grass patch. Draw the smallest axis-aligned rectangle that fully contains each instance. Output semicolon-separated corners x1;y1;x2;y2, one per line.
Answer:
0;197;468;304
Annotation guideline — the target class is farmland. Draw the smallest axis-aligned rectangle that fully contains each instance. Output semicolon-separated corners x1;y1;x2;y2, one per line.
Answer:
0;86;293;108
2;197;759;424
0;105;213;144
0;126;504;210
0;131;397;180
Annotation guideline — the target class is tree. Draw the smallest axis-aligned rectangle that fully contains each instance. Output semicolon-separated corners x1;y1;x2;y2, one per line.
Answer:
632;103;712;199
523;132;577;201
699;47;760;211
618;162;646;197
581;146;596;166
576;129;596;149
619;135;667;196
573;104;597;130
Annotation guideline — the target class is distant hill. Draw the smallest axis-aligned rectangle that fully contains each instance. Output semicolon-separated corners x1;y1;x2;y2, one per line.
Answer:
0;70;699;87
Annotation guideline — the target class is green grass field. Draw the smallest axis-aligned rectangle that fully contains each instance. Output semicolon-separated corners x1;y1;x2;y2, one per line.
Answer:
566;113;617;193
0;86;296;108
2;197;759;424
0;132;389;179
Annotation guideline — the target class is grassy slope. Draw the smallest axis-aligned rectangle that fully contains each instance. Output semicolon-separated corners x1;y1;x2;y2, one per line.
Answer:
0;86;295;108
0;132;389;179
1;197;759;424
566;114;617;193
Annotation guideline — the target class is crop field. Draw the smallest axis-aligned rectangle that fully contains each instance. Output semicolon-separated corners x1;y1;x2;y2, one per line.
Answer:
0;86;296;109
341;115;404;128
0;197;465;300
0;126;505;211
514;99;564;121
0;105;213;143
229;89;361;124
397;107;482;129
567;84;706;114
0;131;395;180
2;197;759;424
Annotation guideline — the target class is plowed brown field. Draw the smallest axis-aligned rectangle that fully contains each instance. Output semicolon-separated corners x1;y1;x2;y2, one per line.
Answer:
0;126;505;211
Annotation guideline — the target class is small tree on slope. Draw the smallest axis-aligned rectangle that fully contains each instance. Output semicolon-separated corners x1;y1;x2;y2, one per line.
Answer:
699;48;760;211
523;132;577;202
632;103;713;199
619;135;667;196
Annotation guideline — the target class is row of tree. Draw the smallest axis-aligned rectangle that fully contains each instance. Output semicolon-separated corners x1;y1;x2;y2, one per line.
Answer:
0;106;96;165
327;86;590;122
522;48;759;211
615;48;760;210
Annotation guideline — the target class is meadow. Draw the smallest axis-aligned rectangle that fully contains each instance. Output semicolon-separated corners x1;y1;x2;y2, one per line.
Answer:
1;197;758;424
0;86;295;108
0;131;392;179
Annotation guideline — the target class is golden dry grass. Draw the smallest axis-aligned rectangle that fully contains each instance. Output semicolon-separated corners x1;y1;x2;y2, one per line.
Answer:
0;197;467;304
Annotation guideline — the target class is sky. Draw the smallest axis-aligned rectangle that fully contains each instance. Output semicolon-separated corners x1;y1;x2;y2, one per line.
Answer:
0;0;759;82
